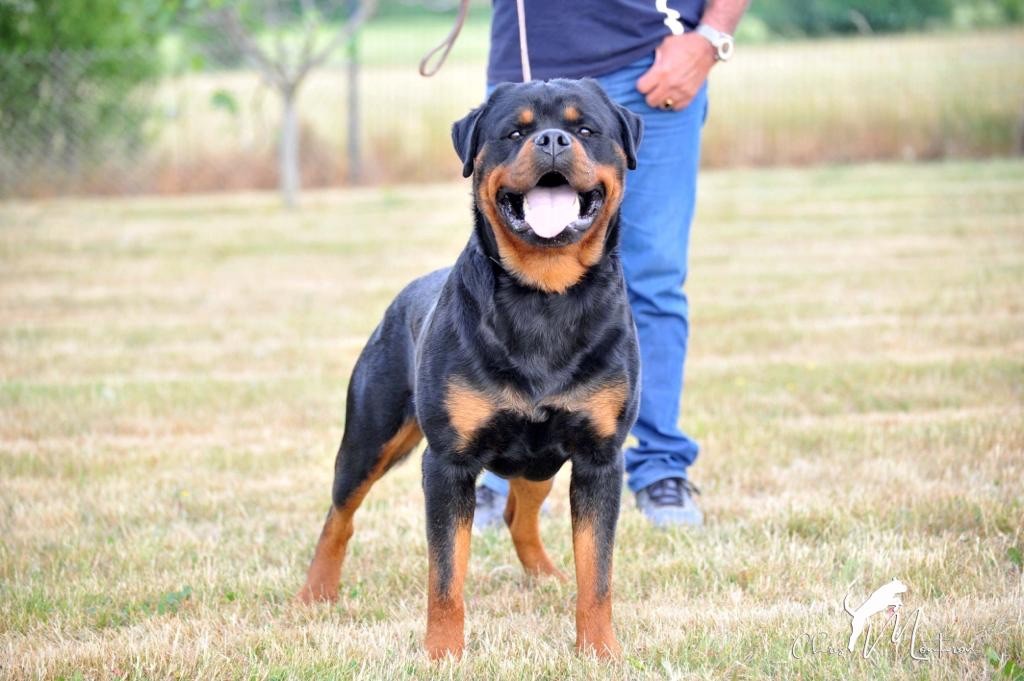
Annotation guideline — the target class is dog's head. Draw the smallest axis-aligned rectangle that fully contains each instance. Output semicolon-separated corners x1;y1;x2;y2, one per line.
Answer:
886;579;909;595
452;79;643;293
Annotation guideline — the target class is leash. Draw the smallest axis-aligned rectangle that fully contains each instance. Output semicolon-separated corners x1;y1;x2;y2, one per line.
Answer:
514;0;531;82
419;0;532;82
418;0;470;77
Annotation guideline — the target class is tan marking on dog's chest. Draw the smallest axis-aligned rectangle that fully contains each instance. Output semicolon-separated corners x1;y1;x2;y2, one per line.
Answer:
445;380;498;449
445;378;628;449
580;382;629;438
544;380;628;438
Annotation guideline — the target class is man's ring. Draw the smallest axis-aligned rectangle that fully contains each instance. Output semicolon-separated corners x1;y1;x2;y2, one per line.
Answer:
662;98;674;110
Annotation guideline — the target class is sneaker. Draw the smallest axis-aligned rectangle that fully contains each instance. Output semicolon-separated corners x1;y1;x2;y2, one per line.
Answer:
473;484;508;531
635;477;703;527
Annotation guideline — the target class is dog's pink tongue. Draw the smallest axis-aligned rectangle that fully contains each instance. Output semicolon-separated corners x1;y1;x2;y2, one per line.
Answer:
524;186;579;238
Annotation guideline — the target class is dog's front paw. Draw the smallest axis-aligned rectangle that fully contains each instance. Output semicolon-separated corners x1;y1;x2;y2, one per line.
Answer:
295;581;338;605
425;637;465;661
524;560;569;582
576;632;622;659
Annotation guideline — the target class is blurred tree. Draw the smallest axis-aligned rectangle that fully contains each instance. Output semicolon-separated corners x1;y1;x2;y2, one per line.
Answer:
1001;0;1024;21
750;0;954;36
199;0;377;208
0;0;177;174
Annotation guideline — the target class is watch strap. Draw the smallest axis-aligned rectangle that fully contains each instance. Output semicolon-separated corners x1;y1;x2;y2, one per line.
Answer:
695;23;735;62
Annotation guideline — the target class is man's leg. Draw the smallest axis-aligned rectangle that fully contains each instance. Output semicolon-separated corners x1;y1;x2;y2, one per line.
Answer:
474;471;510;530
597;58;707;525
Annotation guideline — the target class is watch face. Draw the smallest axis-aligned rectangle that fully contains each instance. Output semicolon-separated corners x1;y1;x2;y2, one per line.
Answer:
698;24;733;61
718;37;734;61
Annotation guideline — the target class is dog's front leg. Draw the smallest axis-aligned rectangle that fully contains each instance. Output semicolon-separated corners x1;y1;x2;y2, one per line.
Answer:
570;454;623;658
422;447;477;660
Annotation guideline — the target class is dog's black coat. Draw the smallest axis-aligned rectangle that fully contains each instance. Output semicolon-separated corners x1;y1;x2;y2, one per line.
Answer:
301;78;644;657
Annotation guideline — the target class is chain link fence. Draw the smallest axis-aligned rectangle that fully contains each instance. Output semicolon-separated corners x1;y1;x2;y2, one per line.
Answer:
0;39;487;197
2;28;1022;198
0;49;161;196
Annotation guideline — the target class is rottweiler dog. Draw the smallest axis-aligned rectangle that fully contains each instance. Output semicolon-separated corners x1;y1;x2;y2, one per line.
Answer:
297;78;644;660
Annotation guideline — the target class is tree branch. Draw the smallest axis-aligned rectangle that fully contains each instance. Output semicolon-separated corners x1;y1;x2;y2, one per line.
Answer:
296;0;321;76
266;1;294;82
202;0;377;91
206;6;289;91
296;0;378;82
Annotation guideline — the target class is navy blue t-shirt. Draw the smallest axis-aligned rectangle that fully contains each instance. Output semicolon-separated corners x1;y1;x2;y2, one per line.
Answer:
487;0;706;85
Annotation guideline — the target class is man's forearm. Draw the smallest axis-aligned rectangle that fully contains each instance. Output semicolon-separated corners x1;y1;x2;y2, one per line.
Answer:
700;0;749;34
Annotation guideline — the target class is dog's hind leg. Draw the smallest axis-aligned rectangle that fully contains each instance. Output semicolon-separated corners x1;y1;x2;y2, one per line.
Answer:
504;478;566;580
298;423;422;602
297;315;422;604
297;418;421;603
848;616;865;652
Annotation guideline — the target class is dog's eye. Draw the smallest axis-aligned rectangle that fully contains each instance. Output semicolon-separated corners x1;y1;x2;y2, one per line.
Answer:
578;127;594;137
508;130;523;140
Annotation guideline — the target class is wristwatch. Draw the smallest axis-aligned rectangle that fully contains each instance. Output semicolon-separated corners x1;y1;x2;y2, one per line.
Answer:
695;23;735;62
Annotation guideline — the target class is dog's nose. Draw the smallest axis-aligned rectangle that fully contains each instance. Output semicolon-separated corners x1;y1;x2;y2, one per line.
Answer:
533;129;571;157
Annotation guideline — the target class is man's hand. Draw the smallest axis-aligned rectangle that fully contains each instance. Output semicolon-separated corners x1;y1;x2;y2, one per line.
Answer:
636;33;716;112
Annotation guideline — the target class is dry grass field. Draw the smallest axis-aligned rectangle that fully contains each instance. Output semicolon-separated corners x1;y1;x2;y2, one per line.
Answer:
1;159;1023;679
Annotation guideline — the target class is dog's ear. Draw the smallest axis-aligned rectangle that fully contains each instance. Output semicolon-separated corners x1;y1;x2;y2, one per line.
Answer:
613;103;643;171
451;104;485;179
452;84;516;178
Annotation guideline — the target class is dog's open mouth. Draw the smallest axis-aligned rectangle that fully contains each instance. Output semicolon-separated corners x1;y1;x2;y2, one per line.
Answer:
497;172;604;241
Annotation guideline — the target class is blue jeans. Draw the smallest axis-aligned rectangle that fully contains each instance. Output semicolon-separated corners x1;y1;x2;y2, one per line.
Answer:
482;55;707;496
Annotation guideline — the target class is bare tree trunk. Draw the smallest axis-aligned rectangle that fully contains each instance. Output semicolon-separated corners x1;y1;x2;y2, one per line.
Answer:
280;88;300;208
204;0;379;206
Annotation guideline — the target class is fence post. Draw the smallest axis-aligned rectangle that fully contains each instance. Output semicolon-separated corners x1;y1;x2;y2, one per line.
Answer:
1016;102;1024;156
346;0;362;184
